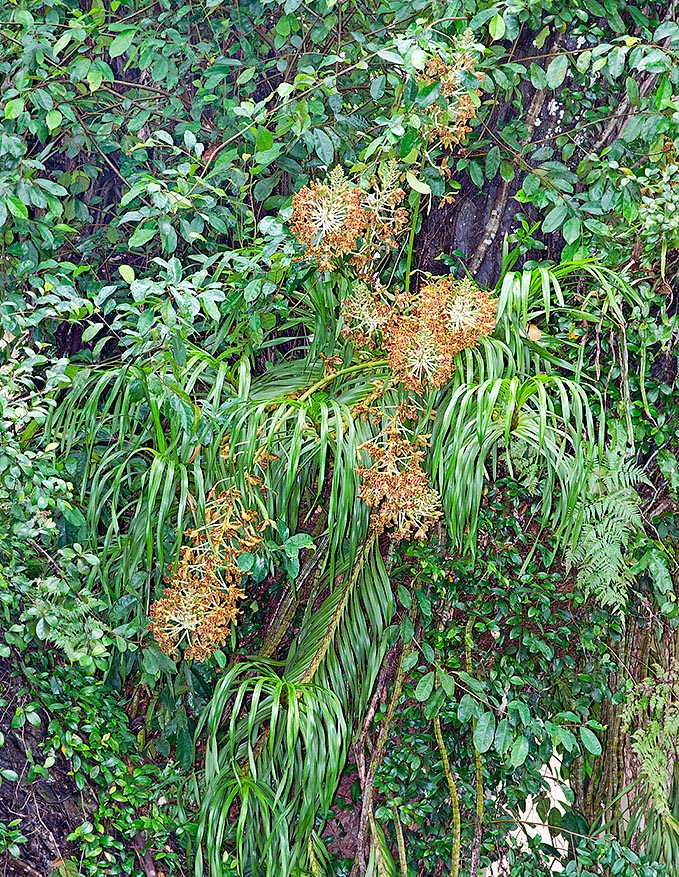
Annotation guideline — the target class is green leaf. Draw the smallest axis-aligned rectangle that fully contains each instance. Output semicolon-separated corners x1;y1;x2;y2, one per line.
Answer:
510;735;529;767
176;727;194;770
607;47;626;79
128;223;158;247
469;7;499;30
314;129;334;165
647;549;673;596
87;67;103;92
535;26;550;49
370;75;386;100
625;77;640;107
60;502;85;527
284;533;314;556
109;29;136;59
485;145;501;181
423;686;446;720
414;671;435;702
658;450;679;491
635;48;671;74
81;323;104;343
4;98;25;120
579;726;602;756
256;128;274;152
529;63;548;90
46;109;63;131
31;89;54;111
494;718;512;754
118;265;135;284
402;651;418;672
409;46;427;71
6;197;28;220
159;218;177;254
237;553;255;572
473;711;496;753
546;55;569;89
376;49;403;65
542;204;568;234
458;693;481;723
456;671;485;697
438;668;456;699
654;21;679;41
500;160;515;182
488;13;505;41
562;216;581;244
142;647;176;676
397;584;412;609
406;171;431;195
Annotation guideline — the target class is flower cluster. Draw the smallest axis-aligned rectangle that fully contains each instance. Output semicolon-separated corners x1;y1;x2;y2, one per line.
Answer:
149;490;265;661
383;315;452;391
290;166;370;271
290;163;407;271
419;274;497;348
341;279;389;347
359;161;410;267
418;30;482;149
342;274;496;392
358;425;441;541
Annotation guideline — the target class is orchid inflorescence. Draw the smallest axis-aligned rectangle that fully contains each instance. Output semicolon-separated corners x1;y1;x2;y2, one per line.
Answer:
289;163;408;271
418;29;483;149
358;423;442;541
342;274;497;392
149;489;265;661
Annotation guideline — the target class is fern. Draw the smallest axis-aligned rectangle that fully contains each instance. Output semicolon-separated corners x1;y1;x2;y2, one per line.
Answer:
565;430;649;610
624;665;679;833
21;576;113;666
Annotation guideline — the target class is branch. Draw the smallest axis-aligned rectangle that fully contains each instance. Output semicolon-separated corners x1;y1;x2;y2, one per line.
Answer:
27;538;63;578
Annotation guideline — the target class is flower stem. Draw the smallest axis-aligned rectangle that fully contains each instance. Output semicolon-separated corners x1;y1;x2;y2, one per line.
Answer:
405;193;421;296
298;358;389;401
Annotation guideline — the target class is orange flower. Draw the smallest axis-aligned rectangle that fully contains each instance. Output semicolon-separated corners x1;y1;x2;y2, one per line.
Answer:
380;276;496;392
418;31;482;148
149;490;265;662
417;275;496;353
358;425;441;541
290;163;409;272
149;560;245;662
341;279;389;347
290;167;371;271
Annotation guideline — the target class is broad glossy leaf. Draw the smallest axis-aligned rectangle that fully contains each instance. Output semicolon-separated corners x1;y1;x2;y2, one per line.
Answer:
473;711;496;753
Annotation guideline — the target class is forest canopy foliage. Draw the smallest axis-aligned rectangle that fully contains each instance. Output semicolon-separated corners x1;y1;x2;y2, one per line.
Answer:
2;0;679;875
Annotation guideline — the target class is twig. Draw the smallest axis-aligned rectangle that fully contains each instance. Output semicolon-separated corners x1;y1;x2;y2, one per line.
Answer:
465;620;484;877
27;539;63;578
259;532;329;658
392;806;408;877
5;859;43;877
72;109;152;208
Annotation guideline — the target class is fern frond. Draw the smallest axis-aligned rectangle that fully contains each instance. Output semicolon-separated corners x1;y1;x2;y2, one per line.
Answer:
564;430;646;610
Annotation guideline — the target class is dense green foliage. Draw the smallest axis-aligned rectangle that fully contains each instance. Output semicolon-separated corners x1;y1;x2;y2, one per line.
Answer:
2;0;679;875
